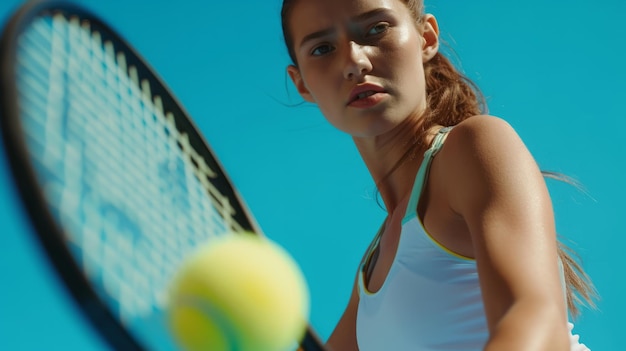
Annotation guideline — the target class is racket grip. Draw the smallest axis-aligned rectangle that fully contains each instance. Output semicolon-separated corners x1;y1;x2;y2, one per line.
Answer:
301;326;329;351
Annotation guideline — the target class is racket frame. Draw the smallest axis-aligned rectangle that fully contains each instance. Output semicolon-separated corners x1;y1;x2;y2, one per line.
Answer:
0;1;325;350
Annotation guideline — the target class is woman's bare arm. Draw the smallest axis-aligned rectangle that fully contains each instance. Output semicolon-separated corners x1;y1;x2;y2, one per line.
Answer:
325;275;360;351
444;115;570;351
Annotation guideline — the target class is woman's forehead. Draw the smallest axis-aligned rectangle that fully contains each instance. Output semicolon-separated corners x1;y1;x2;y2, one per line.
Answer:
287;0;405;39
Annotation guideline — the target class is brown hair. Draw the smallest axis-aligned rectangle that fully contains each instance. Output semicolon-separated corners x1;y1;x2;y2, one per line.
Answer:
281;0;596;317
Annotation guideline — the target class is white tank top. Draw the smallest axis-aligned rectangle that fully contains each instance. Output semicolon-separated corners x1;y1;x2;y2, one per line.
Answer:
355;127;590;351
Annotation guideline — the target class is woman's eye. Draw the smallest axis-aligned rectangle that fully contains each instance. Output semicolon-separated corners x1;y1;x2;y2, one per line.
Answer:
367;22;389;36
311;44;334;56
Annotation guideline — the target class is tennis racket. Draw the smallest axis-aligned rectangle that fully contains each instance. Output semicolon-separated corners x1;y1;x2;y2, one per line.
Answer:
0;1;326;350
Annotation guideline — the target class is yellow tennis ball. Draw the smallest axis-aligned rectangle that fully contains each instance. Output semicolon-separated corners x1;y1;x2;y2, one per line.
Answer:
167;233;309;351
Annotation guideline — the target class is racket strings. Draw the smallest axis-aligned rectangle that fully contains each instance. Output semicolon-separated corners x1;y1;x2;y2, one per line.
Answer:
15;13;244;324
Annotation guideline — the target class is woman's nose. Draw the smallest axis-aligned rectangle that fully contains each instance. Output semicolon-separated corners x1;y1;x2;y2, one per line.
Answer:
343;41;373;80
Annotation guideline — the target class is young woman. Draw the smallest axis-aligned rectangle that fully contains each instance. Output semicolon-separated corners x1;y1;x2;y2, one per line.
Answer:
280;0;596;350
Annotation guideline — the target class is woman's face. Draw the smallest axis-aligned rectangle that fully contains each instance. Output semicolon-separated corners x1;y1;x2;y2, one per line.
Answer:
286;0;438;138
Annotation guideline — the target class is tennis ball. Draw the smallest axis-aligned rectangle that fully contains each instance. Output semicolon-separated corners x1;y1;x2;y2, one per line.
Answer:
167;233;309;351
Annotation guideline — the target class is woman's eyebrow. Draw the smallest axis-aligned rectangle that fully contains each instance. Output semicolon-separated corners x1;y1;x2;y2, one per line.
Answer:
353;8;392;23
298;8;393;49
299;27;335;49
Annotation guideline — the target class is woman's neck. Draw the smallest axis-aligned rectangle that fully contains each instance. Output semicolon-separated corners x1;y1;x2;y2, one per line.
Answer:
353;120;438;214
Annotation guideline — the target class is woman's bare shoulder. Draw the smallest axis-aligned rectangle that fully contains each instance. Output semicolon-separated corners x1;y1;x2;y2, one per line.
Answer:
443;114;528;163
438;115;542;211
451;115;518;143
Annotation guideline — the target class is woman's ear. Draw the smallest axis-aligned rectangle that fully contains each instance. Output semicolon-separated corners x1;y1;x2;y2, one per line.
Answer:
287;65;315;103
421;14;440;62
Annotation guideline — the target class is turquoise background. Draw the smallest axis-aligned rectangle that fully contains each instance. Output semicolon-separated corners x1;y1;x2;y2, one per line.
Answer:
1;0;624;349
